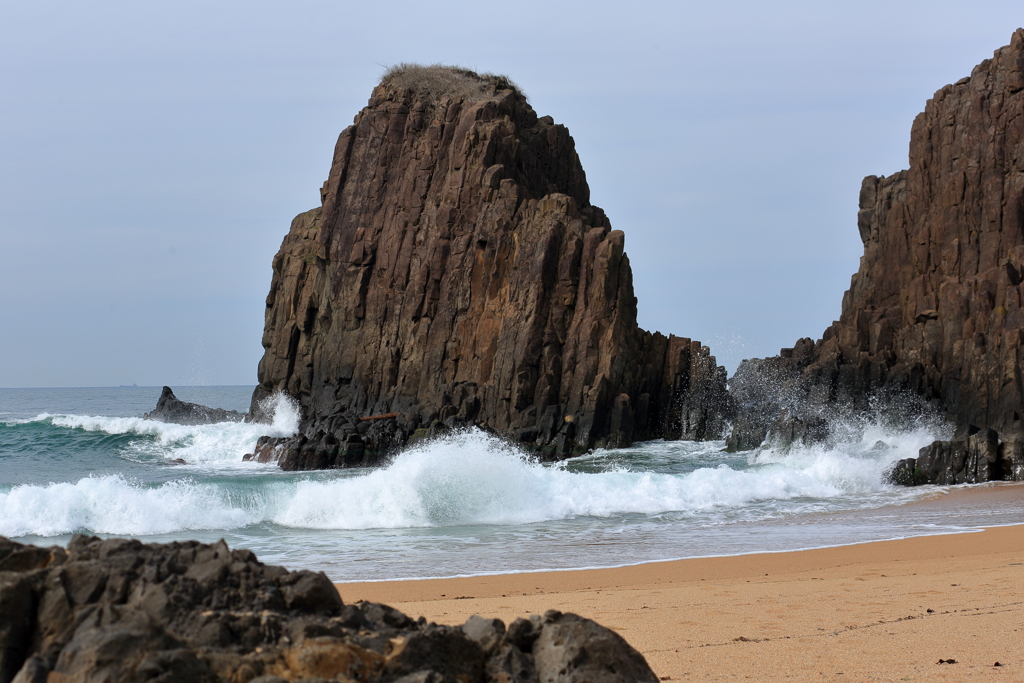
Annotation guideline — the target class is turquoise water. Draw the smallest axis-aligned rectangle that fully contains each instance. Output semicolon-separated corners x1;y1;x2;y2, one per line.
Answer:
3;386;1023;582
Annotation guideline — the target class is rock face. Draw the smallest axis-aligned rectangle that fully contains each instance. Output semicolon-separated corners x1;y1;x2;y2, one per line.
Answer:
0;535;657;683
727;30;1024;484
248;65;729;468
144;386;244;425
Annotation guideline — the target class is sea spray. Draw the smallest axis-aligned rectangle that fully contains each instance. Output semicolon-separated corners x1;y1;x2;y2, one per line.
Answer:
750;408;953;492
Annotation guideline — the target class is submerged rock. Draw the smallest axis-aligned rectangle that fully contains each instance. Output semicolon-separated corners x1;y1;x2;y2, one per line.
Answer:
144;386;244;425
0;535;657;683
247;65;731;469
730;29;1024;485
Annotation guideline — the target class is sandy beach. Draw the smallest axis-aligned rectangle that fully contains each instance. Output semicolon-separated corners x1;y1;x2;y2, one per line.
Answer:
339;484;1024;681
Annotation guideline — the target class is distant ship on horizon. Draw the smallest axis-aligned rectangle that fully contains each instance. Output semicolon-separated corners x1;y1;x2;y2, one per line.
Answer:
118;384;138;388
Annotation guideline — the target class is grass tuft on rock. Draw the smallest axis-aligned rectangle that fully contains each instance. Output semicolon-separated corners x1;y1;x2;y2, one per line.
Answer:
379;63;524;102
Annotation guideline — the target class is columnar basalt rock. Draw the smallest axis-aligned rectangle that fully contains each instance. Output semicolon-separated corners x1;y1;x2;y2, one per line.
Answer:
0;535;658;683
728;30;1024;483
248;66;730;468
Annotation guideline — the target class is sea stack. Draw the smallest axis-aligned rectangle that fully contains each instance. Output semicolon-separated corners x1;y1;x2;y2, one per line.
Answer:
143;386;244;425
247;65;729;469
728;30;1024;484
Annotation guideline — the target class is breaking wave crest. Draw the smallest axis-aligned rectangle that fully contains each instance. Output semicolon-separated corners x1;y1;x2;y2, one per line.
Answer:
0;475;258;537
1;425;938;538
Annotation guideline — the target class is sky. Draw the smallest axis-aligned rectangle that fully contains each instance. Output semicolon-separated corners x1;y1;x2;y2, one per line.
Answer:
1;1;1022;387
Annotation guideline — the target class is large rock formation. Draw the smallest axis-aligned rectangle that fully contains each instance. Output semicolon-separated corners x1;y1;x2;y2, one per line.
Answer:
248;65;729;468
0;534;657;683
728;30;1024;484
144;386;244;425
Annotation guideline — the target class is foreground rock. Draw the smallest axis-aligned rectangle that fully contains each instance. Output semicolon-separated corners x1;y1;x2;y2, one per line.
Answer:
727;30;1024;485
0;535;657;683
144;386;244;425
247;65;730;469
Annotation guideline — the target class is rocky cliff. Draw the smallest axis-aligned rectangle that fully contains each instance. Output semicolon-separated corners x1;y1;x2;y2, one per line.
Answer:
728;30;1024;484
248;65;729;468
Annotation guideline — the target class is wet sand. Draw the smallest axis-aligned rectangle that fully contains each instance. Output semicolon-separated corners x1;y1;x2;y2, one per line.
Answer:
338;484;1024;681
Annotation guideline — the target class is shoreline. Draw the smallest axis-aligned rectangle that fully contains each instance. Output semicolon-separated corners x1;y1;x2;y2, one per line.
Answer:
332;481;1024;586
339;484;1024;681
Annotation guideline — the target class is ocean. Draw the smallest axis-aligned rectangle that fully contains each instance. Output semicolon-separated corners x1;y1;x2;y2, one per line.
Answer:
2;385;1023;583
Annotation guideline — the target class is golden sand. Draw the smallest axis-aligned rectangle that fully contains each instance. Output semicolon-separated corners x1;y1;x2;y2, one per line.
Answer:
338;484;1024;681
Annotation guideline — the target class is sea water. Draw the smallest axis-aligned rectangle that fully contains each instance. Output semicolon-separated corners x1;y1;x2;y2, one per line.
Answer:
2;386;1023;582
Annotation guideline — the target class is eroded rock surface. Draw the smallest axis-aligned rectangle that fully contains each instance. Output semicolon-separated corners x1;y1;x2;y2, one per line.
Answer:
248;66;729;468
727;30;1024;484
0;535;657;683
144;386;244;425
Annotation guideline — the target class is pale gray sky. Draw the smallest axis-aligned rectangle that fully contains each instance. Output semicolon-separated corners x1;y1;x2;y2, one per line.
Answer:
1;1;1021;387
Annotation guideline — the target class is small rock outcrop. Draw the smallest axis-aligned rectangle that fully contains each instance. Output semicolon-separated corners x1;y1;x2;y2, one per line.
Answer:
144;386;244;425
0;535;657;683
727;30;1024;485
888;426;1023;485
247;65;730;468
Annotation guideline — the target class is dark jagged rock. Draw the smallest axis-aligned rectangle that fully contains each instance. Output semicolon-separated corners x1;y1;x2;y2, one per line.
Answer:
724;338;824;453
247;65;730;469
0;535;658;683
144;386;244;425
888;426;1018;485
728;30;1024;485
531;610;658;683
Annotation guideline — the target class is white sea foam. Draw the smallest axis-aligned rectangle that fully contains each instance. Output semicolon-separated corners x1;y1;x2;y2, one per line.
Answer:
753;421;943;484
1;427;935;538
271;432;839;530
38;392;300;465
0;475;257;537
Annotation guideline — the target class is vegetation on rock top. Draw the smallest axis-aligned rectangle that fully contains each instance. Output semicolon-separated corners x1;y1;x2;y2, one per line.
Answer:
379;62;524;101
